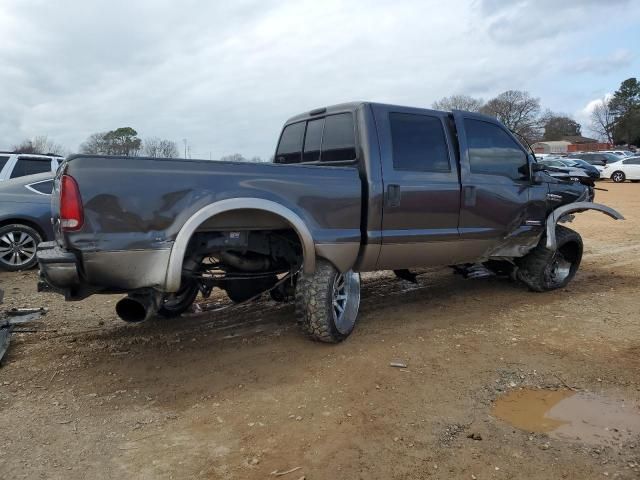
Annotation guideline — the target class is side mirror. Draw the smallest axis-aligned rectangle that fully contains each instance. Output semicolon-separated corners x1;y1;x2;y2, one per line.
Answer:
531;171;546;184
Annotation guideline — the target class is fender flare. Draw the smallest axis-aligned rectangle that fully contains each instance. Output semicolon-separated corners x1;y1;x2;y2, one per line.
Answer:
164;198;316;292
545;202;624;250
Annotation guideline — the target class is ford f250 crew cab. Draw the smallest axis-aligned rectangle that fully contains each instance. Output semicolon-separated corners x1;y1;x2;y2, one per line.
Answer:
37;102;624;343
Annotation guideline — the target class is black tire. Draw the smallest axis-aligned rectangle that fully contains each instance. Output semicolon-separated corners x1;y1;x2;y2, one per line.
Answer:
294;259;361;343
516;225;582;292
0;224;42;271
157;278;200;318
611;171;626;183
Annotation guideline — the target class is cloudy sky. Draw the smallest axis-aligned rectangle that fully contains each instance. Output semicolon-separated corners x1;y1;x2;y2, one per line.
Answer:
1;0;638;158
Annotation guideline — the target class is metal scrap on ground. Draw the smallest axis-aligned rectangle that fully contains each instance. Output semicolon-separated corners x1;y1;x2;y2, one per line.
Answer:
0;303;47;365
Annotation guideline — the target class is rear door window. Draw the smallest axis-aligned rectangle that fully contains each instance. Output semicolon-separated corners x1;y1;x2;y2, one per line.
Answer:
389;113;450;172
10;157;52;178
464;119;528;181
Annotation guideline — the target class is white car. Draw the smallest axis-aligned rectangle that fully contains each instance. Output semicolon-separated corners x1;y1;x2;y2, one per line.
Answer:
0;152;61;182
603;150;634;158
602;157;640;183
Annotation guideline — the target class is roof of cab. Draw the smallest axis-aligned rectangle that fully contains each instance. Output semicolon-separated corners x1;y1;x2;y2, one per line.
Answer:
284;102;368;125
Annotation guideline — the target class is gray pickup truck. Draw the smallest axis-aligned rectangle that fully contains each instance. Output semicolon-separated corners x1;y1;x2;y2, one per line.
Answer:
37;102;623;343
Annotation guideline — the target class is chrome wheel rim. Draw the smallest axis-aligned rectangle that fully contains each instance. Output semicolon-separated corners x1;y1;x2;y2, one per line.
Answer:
0;231;37;267
612;172;624;182
548;252;572;285
331;271;360;334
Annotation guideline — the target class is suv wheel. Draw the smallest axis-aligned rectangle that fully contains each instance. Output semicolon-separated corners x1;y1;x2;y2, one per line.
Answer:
295;259;361;343
516;225;582;292
0;224;42;271
611;171;626;183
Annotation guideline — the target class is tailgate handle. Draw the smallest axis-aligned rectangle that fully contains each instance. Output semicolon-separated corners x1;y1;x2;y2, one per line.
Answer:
386;184;401;207
463;185;476;207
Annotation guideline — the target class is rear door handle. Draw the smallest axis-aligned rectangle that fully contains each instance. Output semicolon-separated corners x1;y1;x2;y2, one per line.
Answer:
463;185;476;207
386;184;401;207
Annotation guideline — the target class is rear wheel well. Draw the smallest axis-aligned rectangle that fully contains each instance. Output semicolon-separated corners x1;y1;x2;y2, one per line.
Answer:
177;228;303;302
165;200;316;292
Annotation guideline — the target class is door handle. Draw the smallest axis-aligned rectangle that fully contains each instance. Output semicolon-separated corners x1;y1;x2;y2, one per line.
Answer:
386;184;401;207
463;186;476;207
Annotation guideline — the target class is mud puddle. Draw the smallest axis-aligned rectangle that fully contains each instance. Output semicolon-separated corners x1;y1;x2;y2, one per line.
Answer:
493;388;640;445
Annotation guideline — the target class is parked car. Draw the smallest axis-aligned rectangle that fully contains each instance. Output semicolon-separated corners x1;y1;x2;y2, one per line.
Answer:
535;158;599;181
602;157;640;183
0;152;61;182
0;172;54;271
603;150;634;158
567;152;622;172
558;158;601;179
37;102;624;343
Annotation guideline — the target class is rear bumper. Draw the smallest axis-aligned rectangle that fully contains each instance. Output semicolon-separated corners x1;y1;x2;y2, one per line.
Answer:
37;242;172;299
37;242;82;298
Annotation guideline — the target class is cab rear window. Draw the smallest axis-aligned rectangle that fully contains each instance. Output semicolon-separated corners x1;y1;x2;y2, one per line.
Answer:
275;113;356;164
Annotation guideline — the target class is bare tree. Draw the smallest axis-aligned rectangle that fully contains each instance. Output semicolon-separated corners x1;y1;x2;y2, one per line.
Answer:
142;137;180;158
589;97;615;143
432;94;484;112
13;135;65;155
79;132;108;154
480;90;542;142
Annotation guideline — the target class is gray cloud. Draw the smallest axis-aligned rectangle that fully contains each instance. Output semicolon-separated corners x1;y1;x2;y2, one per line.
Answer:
1;0;638;158
477;0;631;42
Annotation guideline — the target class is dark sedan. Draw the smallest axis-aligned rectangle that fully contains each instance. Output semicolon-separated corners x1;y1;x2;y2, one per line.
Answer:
562;158;601;179
0;172;54;271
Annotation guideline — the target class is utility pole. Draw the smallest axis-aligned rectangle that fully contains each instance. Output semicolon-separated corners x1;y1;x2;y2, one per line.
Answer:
182;139;187;159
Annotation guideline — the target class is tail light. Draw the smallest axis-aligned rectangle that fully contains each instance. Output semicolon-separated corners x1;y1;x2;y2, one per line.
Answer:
60;175;84;231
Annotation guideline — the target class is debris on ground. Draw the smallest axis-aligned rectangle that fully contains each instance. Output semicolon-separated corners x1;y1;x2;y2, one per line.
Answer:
389;361;408;368
0;306;47;365
270;466;302;476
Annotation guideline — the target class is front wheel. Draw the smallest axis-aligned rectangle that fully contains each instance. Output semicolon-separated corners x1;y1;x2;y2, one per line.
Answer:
516;225;582;292
295;259;361;343
611;171;626;183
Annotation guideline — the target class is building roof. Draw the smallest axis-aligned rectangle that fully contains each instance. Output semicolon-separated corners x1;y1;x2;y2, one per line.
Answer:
560;135;598;144
532;141;572;147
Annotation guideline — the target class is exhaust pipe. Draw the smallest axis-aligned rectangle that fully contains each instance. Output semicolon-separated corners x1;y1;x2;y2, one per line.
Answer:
115;294;157;323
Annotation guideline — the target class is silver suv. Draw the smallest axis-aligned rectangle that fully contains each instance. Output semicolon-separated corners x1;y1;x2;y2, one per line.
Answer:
0;152;61;182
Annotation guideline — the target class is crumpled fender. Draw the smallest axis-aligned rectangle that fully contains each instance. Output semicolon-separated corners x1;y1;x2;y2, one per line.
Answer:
545;202;624;250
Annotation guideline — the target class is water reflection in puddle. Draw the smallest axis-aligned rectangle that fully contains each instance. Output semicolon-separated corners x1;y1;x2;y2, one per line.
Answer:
493;388;640;445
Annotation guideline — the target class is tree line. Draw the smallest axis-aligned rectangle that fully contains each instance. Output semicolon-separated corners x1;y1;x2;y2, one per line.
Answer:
433;91;581;145
432;77;639;146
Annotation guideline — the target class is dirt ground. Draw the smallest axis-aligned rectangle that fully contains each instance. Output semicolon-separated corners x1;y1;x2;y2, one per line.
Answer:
1;183;639;480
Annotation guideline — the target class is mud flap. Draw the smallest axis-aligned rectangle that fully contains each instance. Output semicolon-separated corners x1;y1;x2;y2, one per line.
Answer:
545;202;624;250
